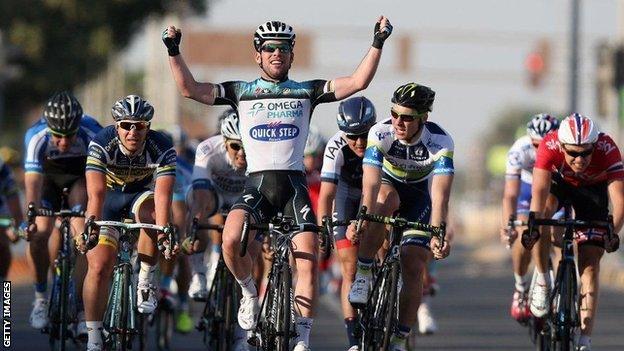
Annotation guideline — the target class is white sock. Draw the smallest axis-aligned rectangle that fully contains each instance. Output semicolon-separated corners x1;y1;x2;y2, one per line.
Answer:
295;316;313;345
138;262;155;284
514;273;528;292
235;275;257;297
86;321;103;346
190;253;206;274
536;271;551;287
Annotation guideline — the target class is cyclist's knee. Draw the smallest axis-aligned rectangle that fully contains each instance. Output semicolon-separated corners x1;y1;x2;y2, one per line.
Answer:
87;251;115;281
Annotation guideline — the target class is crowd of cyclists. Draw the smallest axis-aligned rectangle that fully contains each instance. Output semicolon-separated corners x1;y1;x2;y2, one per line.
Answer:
0;15;620;351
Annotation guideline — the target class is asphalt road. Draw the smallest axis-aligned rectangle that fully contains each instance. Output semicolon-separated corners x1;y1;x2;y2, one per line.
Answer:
3;244;624;350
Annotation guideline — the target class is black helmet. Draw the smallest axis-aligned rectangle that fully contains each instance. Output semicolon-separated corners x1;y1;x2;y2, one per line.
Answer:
253;20;296;51
111;95;154;121
336;96;376;135
43;91;83;134
391;83;435;113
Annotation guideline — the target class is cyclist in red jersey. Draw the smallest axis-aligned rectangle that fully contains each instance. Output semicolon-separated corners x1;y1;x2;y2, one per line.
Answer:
525;113;623;351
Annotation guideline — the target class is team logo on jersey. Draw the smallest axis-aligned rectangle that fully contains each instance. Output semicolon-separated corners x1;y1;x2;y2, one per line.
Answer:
376;131;392;141
596;139;616;155
247;101;304;119
250;122;300;142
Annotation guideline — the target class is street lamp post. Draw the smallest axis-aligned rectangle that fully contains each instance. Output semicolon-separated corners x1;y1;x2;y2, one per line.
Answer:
570;0;580;113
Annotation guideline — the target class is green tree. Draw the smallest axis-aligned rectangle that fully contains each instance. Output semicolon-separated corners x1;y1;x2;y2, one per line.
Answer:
0;0;208;117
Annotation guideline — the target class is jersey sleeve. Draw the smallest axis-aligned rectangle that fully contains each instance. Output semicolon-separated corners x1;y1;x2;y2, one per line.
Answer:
362;124;385;168
432;132;455;176
191;139;215;190
85;127;113;174
505;139;524;179
308;79;337;107
213;81;245;108
534;134;559;171
598;135;624;182
320;136;345;183
153;133;177;178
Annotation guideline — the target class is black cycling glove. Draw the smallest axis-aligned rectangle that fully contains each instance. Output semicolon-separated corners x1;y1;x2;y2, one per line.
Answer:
162;28;182;56
372;20;393;49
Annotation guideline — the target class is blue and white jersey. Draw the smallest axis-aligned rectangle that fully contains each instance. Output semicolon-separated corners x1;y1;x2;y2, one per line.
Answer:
320;131;363;189
24;115;102;175
505;135;536;184
191;135;247;197
214;78;337;173
363;118;455;184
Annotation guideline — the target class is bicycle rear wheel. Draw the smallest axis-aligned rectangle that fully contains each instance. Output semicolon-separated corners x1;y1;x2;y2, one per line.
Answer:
276;265;292;351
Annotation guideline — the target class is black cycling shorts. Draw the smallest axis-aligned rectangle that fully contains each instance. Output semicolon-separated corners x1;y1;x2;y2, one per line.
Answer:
232;170;316;226
550;173;609;247
41;173;84;211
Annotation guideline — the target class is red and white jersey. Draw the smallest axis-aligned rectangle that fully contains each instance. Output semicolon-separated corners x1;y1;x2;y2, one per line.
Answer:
534;131;624;187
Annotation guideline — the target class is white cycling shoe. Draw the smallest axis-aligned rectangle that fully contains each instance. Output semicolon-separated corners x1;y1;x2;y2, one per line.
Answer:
417;301;438;334
237;296;259;330
137;281;158;314
29;298;49;329
293;341;311;351
348;274;371;306
529;283;550;318
188;272;208;301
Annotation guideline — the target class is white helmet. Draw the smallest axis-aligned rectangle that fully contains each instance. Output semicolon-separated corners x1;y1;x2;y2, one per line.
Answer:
526;113;559;141
253;20;296;51
558;113;599;145
220;110;241;140
304;126;325;156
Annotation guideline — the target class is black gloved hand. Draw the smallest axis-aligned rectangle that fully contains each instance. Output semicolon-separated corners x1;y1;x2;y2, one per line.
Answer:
162;27;182;56
372;18;393;49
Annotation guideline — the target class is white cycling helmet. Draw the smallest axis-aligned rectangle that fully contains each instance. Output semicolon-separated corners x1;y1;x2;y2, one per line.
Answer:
526;113;559;141
220;109;241;140
253;20;296;51
557;113;599;145
304;126;325;156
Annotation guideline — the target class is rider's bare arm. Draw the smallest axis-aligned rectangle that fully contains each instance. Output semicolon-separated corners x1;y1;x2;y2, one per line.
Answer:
430;174;453;228
529;168;552;219
608;179;624;233
24;172;43;207
154;175;175;227
317;181;337;226
85;170;106;220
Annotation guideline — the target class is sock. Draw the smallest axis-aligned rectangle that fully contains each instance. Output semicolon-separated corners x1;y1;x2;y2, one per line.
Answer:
190;253;206;274
536;271;551;287
160;275;173;290
86;321;103;346
578;335;591;346
138;262;156;284
34;282;47;299
514;273;528;292
356;258;374;275
395;324;411;338
344;317;359;346
295;316;313;345
236;275;257;297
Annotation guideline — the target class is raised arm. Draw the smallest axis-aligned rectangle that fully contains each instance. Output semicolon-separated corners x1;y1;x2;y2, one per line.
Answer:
163;26;218;105
332;16;393;100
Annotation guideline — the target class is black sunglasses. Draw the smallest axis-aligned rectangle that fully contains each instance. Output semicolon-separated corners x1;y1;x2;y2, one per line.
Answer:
345;131;369;141
49;129;77;138
564;147;593;158
260;43;292;53
390;109;425;122
227;141;244;151
117;121;150;131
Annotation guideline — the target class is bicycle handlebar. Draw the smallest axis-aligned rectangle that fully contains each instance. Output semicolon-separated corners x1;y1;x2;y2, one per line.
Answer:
505;214;528;250
528;211;613;234
188;217;224;246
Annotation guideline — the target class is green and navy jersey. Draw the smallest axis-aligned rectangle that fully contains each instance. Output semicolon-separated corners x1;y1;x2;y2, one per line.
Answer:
86;126;177;192
363;118;455;183
214;78;336;173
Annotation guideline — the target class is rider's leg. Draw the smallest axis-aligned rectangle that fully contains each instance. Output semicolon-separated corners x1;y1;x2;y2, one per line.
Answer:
577;244;604;346
396;246;430;341
292;231;319;347
337;244;359;346
83;234;117;348
136;196;160;314
28;216;54;329
69;178;88;333
530;195;559;318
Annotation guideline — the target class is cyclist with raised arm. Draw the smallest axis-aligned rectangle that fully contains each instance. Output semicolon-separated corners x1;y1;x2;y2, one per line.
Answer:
317;96;376;350
0;155;23;282
164;16;392;350
23;91;102;335
500;113;559;323
347;83;453;351
185;109;247;299
524;113;623;351
81;95;178;351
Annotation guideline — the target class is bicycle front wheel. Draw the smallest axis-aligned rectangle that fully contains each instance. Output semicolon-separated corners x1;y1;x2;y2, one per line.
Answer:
551;260;577;351
381;263;399;350
275;265;292;351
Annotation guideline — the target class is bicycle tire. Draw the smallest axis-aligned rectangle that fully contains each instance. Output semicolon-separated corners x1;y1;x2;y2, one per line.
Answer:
381;262;399;350
138;313;149;351
58;253;70;351
155;305;173;351
112;264;131;351
276;265;292;351
551;260;576;351
259;267;280;351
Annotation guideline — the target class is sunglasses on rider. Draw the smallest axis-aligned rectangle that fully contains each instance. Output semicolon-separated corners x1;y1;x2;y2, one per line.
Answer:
260;43;292;53
226;141;244;152
117;121;150;131
390;109;425;122
49;129;77;138
564;147;594;159
345;131;369;141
